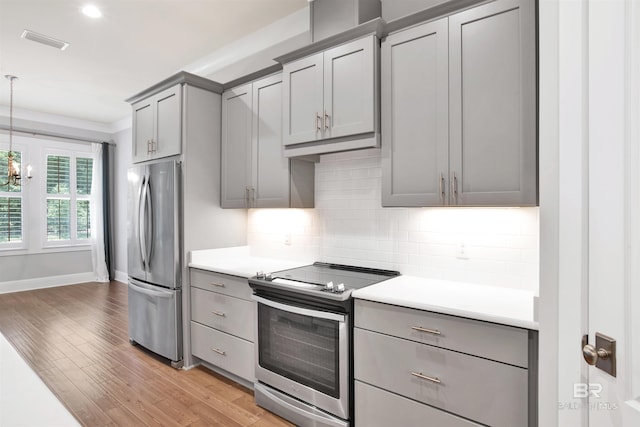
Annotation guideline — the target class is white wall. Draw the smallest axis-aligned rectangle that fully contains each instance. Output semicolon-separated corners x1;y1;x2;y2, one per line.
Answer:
249;148;539;293
111;121;132;283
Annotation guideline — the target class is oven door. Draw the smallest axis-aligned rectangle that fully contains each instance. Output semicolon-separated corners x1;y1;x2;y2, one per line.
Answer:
253;295;349;421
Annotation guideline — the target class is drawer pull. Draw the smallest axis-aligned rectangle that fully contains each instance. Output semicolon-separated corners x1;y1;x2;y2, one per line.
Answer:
211;348;226;356
411;326;441;335
212;310;226;317
411;372;441;384
210;282;226;288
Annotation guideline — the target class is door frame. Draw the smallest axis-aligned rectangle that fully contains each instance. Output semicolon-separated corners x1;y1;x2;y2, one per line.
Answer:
539;0;640;425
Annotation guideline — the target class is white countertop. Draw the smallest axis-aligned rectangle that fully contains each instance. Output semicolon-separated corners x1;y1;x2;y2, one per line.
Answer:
189;248;538;329
189;246;311;278
352;275;539;330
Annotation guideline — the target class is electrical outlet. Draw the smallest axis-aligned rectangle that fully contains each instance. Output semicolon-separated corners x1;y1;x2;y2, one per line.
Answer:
456;242;469;260
284;233;292;246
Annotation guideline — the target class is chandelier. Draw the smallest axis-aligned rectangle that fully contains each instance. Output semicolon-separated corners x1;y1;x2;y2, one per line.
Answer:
3;75;31;187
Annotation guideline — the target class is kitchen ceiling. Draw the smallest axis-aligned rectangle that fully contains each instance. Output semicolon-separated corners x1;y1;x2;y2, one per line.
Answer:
0;0;308;125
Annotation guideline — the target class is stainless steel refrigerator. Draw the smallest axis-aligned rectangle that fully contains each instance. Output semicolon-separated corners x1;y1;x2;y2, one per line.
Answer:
127;159;182;366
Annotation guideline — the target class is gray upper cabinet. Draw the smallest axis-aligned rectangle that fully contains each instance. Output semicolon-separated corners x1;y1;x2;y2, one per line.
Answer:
381;18;449;207
221;74;314;209
382;0;537;207
449;0;536;206
283;54;324;146
252;75;296;208
282;35;379;156
221;84;253;209
131;84;182;163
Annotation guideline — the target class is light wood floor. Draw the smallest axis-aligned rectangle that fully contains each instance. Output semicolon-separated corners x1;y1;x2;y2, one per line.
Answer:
0;282;293;427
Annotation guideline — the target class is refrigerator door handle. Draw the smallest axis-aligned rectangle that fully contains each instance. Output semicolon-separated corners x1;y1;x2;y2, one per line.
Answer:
128;281;174;299
145;175;154;268
138;175;147;269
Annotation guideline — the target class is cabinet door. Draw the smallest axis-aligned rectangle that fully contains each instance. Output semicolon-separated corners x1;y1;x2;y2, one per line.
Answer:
221;84;253;208
153;85;182;160
252;75;290;208
132;98;154;163
323;35;376;140
449;0;537;206
282;53;324;146
381;19;449;207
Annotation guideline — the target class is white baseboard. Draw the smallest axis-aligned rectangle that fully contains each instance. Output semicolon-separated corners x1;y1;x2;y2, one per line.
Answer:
0;272;96;294
114;270;128;284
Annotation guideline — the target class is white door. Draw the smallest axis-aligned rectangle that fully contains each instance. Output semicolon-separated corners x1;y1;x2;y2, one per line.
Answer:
585;0;640;425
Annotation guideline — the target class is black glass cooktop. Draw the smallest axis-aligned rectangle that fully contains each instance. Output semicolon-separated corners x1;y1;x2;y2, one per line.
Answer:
249;262;399;304
272;262;399;290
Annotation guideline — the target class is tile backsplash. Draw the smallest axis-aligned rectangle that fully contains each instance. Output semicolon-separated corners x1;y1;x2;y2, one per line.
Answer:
248;149;539;293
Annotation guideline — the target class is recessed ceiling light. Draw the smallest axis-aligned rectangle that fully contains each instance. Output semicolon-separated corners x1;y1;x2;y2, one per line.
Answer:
82;5;102;18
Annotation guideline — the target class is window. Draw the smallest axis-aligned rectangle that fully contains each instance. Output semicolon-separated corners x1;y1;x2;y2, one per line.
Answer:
0;149;23;246
46;153;94;244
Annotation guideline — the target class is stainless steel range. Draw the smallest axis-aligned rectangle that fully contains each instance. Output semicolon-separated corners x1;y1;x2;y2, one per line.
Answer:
249;263;399;427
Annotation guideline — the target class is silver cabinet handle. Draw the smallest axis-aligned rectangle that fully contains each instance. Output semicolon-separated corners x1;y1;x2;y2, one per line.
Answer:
439;173;445;204
210;282;225;288
211;348;226;356
324;111;330;130
451;171;458;204
316;112;322;132
411;326;441;335
245;186;250;208
211;310;226;317
146;139;151;154
250;187;256;208
411;372;441;384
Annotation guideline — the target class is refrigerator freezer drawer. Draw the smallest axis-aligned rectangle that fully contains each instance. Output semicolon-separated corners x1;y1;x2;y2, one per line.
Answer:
128;279;182;362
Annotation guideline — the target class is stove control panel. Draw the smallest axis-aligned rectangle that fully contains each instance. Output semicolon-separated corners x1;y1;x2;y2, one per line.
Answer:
323;281;346;293
256;271;274;281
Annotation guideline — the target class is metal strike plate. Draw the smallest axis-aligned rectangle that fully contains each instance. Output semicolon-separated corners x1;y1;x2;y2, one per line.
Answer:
595;332;617;377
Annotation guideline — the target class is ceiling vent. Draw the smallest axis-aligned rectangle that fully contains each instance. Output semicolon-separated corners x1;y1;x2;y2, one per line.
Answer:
21;29;69;51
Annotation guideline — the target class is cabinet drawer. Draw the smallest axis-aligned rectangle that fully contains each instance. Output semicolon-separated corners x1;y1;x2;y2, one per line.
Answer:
355;299;529;367
191;321;255;382
354;328;528;427
355;381;481;427
190;269;252;300
191;287;255;341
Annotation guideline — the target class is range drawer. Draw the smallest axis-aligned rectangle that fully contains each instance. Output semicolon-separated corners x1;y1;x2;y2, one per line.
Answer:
354;328;528;427
191;287;255;342
190;268;252;300
355;381;482;427
191;321;255;382
355;299;529;367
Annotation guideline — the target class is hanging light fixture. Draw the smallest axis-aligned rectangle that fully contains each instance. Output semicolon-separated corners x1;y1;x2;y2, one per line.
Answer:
3;75;31;187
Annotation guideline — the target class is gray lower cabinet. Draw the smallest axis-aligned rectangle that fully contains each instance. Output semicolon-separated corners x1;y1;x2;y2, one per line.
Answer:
221;73;314;208
189;268;255;382
355;381;481;427
382;0;537;207
354;299;537;427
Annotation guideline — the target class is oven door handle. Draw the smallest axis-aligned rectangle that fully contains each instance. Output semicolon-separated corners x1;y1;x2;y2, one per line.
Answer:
252;295;346;323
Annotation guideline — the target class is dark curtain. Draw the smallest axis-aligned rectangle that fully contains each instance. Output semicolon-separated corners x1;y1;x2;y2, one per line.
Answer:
102;142;115;280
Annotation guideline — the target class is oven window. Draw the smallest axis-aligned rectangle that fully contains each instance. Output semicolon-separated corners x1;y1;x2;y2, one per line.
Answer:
258;303;340;398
